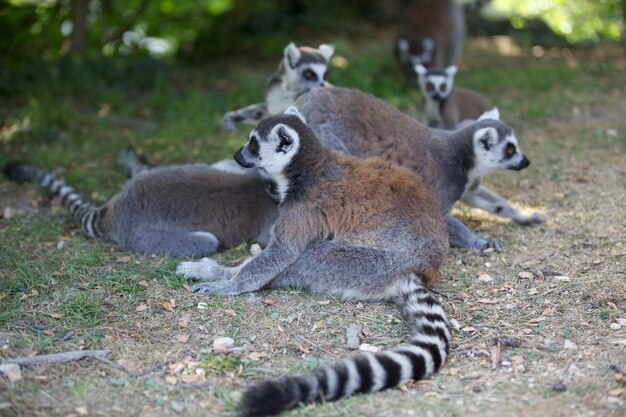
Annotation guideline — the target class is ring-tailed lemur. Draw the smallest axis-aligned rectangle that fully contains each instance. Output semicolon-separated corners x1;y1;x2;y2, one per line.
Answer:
293;87;545;252
176;108;450;416
222;42;335;130
4;150;277;257
415;64;492;130
395;0;465;80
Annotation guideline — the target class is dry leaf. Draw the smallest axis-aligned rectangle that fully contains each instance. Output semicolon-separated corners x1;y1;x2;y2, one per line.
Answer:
462;327;478;333
247;352;268;361
529;317;546;323
179;320;189;329
182;284;192;293
608;388;624;397
75;406;89;416
116;256;131;264
179;373;202;384
542;307;555;316
175;334;190;343
478;274;493;283
528;287;538;295
135;304;148;312
224;309;236;317
165;375;178;385
261;299;276;306
138;280;149;287
518;271;534;279
478;298;497;304
317;300;331;305
358;343;381;352
450;318;461;331
199;402;225;413
0;363;22;382
162;302;174;312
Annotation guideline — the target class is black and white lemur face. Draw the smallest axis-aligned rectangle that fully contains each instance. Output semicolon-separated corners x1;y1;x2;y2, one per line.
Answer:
283;43;335;94
234;107;306;202
415;64;457;101
470;108;530;179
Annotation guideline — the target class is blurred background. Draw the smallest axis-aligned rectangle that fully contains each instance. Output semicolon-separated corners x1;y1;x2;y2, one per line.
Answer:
0;0;624;184
1;0;624;62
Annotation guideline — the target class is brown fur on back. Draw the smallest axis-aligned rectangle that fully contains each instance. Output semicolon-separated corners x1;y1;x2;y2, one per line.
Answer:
443;88;491;129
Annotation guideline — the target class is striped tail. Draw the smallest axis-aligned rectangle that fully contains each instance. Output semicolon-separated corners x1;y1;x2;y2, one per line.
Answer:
4;162;105;239
238;284;451;417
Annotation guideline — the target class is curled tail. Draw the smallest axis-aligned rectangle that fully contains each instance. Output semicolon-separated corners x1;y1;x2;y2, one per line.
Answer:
4;162;106;239
238;284;451;417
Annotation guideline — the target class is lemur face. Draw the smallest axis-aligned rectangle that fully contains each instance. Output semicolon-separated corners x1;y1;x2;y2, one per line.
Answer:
415;64;457;101
471;109;530;176
404;37;435;67
284;43;334;94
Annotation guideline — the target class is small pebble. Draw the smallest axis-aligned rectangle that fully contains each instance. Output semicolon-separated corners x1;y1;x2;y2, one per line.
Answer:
618;318;626;327
250;243;262;256
171;401;186;414
358;343;381;353
563;339;577;350
607;396;624;406
516;364;526;373
197;302;208;310
610;323;622;331
552;382;567;392
472;385;481;393
213;337;235;349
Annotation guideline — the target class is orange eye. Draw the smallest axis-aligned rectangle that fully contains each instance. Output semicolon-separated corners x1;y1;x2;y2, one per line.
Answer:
506;144;516;156
426;82;434;92
303;70;317;81
440;83;447;92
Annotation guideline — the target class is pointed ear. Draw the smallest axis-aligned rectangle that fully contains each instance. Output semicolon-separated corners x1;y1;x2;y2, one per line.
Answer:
284;105;307;124
446;65;458;78
414;63;427;77
284;42;301;69
479;107;500;121
318;44;335;62
473;127;498;151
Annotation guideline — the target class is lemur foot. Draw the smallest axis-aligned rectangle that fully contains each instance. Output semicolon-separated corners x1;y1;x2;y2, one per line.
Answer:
191;281;243;296
514;213;546;226
222;112;238;130
175;257;228;281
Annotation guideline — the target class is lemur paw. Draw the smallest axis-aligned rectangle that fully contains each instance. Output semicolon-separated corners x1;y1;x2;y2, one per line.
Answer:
477;238;502;254
222;112;237;130
175;257;227;281
514;213;546;226
191;281;242;296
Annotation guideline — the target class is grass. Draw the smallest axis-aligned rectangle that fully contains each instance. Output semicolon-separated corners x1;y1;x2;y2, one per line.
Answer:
1;33;625;416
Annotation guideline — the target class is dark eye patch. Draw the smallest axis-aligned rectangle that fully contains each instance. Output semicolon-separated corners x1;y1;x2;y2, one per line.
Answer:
426;82;435;92
440;82;447;92
248;137;259;157
302;69;318;81
276;129;293;154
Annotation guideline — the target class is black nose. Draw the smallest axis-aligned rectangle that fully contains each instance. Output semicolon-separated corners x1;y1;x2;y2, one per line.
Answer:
234;148;255;168
511;155;530;171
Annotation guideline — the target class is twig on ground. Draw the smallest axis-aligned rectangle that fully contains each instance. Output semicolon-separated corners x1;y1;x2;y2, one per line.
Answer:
2;350;111;366
430;288;464;302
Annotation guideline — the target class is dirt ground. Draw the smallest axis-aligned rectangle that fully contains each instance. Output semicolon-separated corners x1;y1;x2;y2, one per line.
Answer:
0;41;625;417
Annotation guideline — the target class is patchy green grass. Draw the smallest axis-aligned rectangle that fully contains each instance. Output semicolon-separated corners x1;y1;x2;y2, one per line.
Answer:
1;35;625;417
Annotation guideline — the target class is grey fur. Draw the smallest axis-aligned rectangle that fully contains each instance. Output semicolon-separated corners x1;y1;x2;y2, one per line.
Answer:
5;156;278;257
223;42;334;130
293;87;544;252
395;0;465;79
177;113;450;416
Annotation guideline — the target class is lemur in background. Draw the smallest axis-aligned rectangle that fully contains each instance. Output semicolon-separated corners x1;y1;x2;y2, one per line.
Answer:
294;87;545;252
4;150;277;257
222;42;334;130
415;64;492;130
176;109;450;416
395;0;465;80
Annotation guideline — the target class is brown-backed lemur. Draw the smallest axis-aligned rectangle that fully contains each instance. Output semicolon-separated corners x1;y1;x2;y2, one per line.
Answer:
176;107;450;417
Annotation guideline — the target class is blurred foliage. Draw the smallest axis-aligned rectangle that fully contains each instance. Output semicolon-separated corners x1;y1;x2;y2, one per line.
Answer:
488;0;624;44
0;0;624;66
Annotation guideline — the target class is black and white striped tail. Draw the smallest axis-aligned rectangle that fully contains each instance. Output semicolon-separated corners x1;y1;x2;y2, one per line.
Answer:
4;162;104;239
238;284;451;417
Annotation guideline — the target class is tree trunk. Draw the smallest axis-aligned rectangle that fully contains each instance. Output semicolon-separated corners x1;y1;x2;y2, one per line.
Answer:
69;0;90;55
